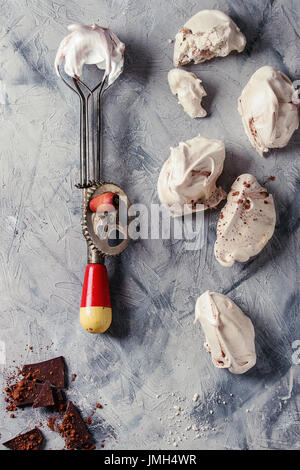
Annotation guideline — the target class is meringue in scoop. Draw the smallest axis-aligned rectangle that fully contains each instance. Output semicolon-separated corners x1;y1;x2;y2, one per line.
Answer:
55;23;125;86
173;10;246;66
168;69;207;118
238;66;299;156
195;290;256;374
214;174;276;267
157;135;226;217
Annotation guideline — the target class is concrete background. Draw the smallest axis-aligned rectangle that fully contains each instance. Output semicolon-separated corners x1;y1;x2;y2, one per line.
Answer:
0;0;299;450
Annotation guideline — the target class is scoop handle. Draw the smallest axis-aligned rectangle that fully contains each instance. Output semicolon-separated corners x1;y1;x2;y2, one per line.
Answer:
80;264;112;334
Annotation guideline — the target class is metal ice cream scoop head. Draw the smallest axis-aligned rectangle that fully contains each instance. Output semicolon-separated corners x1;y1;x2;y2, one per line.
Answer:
56;24;130;334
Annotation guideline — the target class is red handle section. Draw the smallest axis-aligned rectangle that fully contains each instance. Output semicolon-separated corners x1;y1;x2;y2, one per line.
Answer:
81;264;111;308
80;264;112;334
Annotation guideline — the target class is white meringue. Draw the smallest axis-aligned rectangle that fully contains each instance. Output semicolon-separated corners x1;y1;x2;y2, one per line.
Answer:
173;10;246;66
195;290;256;374
157;135;226;217
238;66;299;156
168;69;207;118
214;174;276;267
55;23;125;86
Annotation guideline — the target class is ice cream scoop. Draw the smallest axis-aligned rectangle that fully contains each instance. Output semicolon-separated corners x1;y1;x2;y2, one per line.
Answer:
173;10;246;66
238;66;299;156
168;69;207;118
56;25;130;335
55;23;125;85
214;174;276;267
194;290;256;374
157;135;226;217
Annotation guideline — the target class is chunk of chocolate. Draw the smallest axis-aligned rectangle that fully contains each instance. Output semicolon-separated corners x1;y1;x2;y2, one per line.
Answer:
10;379;44;407
3;428;44;450
52;387;67;411
22;356;66;388
59;401;94;450
33;380;55;408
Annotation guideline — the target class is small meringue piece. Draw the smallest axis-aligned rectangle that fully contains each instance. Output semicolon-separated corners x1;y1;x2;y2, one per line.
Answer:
174;10;246;66
214;174;276;267
238;66;299;156
192;393;199;402
55;23;125;85
157;135;226;217
195;290;256;374
168;69;207;118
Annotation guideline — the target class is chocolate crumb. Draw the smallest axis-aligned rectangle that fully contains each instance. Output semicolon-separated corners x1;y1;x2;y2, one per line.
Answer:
47;417;57;432
244;199;251;210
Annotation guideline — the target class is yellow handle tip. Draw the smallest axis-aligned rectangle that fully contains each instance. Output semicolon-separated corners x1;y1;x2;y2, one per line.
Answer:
80;306;112;334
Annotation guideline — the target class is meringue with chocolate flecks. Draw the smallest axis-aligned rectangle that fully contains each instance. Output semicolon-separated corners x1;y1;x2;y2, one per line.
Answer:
173;10;246;66
157;135;226;217
168;69;207;118
55;23;125;86
238;66;299;156
195;290;256;374
214;174;276;267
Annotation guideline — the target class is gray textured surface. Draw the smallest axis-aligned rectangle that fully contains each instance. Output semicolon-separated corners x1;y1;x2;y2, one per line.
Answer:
0;0;299;450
